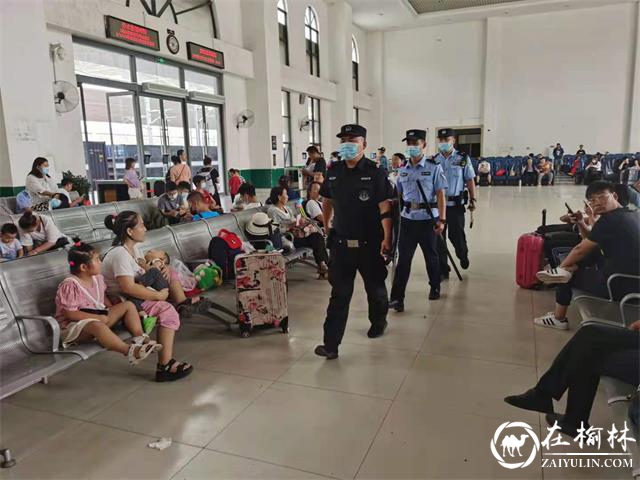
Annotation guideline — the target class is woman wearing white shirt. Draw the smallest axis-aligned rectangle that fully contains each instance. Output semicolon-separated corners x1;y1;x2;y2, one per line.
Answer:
267;186;328;277
25;157;60;211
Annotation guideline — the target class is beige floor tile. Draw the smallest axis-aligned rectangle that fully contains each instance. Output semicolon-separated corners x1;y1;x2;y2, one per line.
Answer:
398;353;540;423
2;422;199;479
0;403;81;464
208;382;390;479
173;450;330;480
422;318;536;366
7;352;151;420
278;342;416;399
92;370;269;447
357;398;543;479
183;332;315;380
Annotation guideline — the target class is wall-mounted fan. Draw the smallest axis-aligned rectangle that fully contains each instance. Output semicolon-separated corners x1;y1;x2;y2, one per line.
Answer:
236;109;255;129
53;81;79;114
299;117;311;131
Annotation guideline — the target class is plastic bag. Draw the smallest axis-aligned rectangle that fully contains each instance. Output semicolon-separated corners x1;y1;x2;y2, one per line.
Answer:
172;259;197;291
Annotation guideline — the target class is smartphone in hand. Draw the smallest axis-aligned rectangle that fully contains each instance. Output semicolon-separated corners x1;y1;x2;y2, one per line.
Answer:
564;202;574;214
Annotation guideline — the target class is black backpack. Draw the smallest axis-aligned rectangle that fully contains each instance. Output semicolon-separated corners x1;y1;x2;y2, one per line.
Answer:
207;236;243;280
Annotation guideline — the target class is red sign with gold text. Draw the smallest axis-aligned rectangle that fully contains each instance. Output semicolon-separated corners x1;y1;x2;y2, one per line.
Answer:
105;16;160;51
187;42;225;69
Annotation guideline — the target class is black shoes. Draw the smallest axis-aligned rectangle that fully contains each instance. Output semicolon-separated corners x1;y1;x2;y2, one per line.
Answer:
428;288;440;300
545;413;588;438
389;300;404;312
314;345;339;360
460;257;470;270
504;388;554;414
367;321;388;338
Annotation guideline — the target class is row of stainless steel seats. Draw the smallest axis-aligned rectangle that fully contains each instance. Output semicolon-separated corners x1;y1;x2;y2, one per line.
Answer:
0;198;160;243
0;203;312;400
573;276;640;480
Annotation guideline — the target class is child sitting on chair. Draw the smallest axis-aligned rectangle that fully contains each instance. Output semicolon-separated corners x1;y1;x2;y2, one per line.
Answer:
0;223;23;261
55;241;161;364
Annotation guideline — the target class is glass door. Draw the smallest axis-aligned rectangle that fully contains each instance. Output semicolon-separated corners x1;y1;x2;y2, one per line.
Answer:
139;96;187;179
187;102;206;170
204;104;225;193
106;92;139;179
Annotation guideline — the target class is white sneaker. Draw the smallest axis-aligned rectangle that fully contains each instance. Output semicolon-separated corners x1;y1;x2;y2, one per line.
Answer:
536;266;573;284
534;312;569;330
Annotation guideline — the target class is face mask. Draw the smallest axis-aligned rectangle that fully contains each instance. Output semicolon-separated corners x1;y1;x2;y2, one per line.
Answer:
339;142;360;160
180;193;188;201
168;193;178;200
41;167;49;175
50;198;61;209
199;182;207;189
406;146;422;158
438;142;453;153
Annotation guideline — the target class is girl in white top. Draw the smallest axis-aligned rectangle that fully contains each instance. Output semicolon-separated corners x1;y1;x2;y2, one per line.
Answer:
25;157;59;210
101;211;193;382
18;211;68;255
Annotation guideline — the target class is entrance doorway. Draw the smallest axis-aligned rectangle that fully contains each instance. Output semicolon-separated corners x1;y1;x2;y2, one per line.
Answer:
452;127;482;157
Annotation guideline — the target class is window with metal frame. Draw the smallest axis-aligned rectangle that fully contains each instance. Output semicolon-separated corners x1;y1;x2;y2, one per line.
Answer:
307;96;321;149
281;90;292;166
352;36;359;91
277;0;290;66
305;7;320;77
353;107;359;125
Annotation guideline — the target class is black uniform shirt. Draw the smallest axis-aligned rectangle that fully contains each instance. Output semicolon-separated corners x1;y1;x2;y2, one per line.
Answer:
320;156;392;242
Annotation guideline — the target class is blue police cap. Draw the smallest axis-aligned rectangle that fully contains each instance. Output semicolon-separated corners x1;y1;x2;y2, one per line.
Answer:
336;124;367;138
437;128;456;139
402;129;426;142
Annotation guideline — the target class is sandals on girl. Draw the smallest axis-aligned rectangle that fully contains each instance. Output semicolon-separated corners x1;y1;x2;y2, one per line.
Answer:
155;358;193;382
128;342;163;366
131;334;156;345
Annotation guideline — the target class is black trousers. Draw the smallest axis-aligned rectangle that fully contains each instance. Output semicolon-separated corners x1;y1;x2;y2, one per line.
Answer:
555;268;609;306
323;242;388;351
439;205;468;272
536;324;640;426
294;232;328;266
522;172;538;186
391;217;440;300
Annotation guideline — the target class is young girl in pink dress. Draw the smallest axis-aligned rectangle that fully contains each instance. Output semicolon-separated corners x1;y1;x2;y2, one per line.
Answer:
55;241;161;364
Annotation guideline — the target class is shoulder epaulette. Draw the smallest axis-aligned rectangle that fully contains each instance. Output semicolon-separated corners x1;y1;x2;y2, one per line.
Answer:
426;156;439;165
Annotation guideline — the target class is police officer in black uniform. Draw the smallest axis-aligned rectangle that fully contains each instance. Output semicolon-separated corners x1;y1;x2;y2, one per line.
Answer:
315;124;394;360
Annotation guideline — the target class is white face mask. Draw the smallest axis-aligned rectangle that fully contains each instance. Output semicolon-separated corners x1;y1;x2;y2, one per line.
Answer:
199;182;206;189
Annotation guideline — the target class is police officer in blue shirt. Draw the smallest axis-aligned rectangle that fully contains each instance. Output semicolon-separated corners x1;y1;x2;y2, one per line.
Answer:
389;129;448;311
435;128;477;277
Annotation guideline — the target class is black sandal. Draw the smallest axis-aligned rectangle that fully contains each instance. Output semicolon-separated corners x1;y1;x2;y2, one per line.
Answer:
155;358;193;382
176;299;193;318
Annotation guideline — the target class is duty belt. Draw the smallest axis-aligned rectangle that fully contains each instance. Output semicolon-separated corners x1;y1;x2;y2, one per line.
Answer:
403;201;438;210
336;238;370;248
447;195;462;202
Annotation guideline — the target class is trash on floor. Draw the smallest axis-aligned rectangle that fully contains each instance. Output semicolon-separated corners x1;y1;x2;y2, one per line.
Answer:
147;437;172;451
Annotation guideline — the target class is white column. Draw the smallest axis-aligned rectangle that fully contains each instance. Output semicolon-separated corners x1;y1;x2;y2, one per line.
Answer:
628;1;640;152
240;0;283;171
481;17;503;157
0;0;59;188
327;0;354;135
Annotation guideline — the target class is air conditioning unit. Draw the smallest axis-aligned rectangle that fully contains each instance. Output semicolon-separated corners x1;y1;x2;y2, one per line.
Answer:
188;91;225;104
141;82;188;98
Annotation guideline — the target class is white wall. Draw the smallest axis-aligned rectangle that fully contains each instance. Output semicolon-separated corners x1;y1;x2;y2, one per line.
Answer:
379;1;640;157
381;20;486;156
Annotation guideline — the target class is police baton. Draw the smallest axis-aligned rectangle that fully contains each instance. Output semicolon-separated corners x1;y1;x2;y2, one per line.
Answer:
469;210;475;229
415;181;463;282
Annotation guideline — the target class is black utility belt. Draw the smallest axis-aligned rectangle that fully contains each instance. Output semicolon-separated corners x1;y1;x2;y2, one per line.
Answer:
335;238;371;248
402;201;438;210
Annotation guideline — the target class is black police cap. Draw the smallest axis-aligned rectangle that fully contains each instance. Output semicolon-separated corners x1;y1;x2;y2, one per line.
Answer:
402;129;426;142
336;124;367;138
437;128;456;139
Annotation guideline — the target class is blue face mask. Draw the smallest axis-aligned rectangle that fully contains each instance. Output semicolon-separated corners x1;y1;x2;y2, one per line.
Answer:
339;142;360;161
406;146;422;158
50;197;61;209
438;142;453;153
42;167;50;175
179;193;188;202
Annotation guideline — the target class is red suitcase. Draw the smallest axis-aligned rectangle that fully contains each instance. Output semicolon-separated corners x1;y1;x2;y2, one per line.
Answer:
516;233;544;289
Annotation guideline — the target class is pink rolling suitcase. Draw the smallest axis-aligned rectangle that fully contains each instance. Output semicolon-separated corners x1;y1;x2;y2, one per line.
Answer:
516;233;544;289
234;252;288;337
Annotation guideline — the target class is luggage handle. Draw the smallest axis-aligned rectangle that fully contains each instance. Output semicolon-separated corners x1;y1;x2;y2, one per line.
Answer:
542;209;547;228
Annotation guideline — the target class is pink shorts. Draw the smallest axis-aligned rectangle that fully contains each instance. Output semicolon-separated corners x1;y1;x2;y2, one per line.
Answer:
141;300;180;331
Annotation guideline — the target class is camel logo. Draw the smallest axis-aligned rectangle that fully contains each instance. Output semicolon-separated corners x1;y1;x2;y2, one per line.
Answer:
491;421;540;469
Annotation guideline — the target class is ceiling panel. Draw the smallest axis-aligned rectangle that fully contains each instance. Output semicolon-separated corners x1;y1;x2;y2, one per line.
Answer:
407;0;525;14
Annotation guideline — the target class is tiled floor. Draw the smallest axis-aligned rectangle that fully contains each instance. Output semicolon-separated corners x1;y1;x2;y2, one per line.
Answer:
0;185;631;479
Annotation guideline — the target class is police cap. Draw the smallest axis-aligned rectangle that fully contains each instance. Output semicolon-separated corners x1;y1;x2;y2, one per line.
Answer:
437;128;456;139
402;129;427;142
336;124;367;138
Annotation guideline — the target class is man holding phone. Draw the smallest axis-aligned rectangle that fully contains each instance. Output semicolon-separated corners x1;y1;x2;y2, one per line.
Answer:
534;181;640;329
